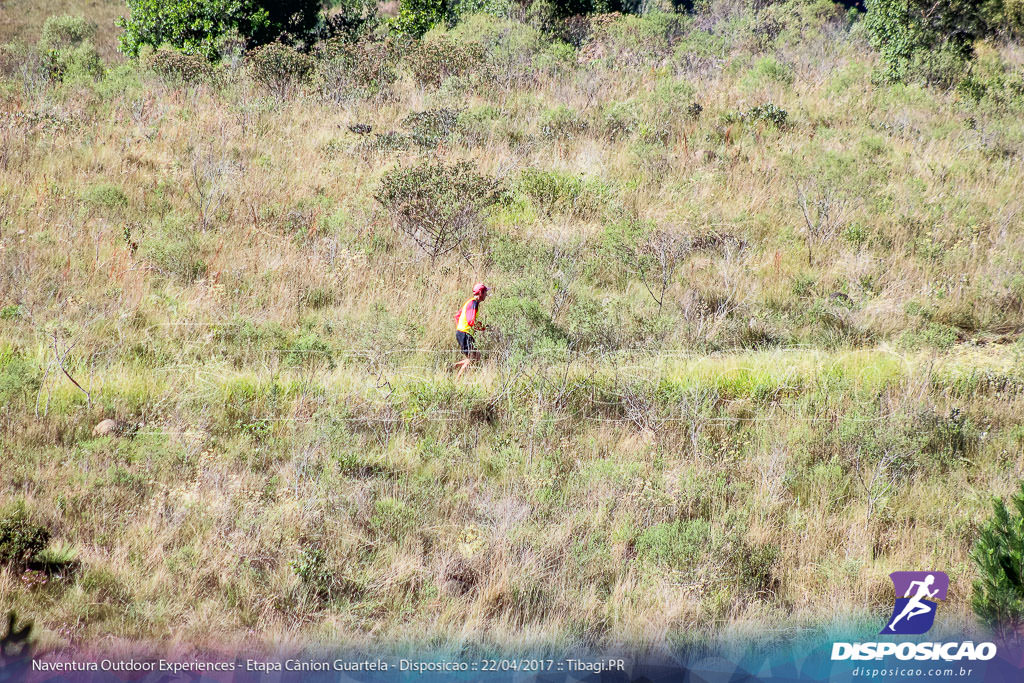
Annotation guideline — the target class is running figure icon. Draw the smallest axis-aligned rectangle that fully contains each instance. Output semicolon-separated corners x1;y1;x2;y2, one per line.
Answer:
881;571;949;635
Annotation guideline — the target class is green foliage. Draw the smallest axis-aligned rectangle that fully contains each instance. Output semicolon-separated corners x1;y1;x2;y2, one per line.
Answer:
486;295;565;358
83;183;128;210
370;498;415;540
539;105;588;140
736;103;790;128
320;0;380;42
864;0;994;85
118;0;323;60
375;161;507;261
291;546;339;600
145;47;214;84
972;481;1024;635
636;519;712;569
248;43;314;96
402;108;461;147
392;0;449;38
516;168;608;219
39;15;97;51
0;350;42;405
314;37;400;101
0;306;25;321
0;506;51;571
143;218;208;284
405;35;485;87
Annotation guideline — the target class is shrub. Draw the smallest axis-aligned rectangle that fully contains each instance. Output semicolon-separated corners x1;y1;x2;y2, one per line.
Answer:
44;41;104;82
516;168;608;219
320;0;380;42
0;507;51;571
290;545;357;601
118;0;323;60
83;183;128;211
146;47;214;84
864;0;993;85
972;481;1024;637
375;161;508;261
486;295;566;359
539;105;589;140
0;351;42;405
405;35;486;87
448;14;549;89
636;519;712;569
39;15;96;51
248;43;314;96
402;108;461;147
370;498;415;541
392;0;448;38
742;103;789;127
314;37;400;102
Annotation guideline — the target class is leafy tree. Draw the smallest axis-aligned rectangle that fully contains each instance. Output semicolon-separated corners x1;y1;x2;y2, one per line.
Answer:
375;161;507;263
972;481;1024;637
391;0;449;37
118;0;324;60
864;0;997;84
0;507;50;571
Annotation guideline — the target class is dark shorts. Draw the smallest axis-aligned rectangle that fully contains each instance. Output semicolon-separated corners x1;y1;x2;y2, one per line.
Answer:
456;331;475;355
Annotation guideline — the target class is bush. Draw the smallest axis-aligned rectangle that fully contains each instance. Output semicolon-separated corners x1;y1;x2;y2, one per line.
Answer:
392;0;449;38
539;105;589;141
118;0;323;60
375;161;508;261
864;0;993;85
516;168;608;219
405;35;486;87
370;498;415;541
248;43;314;96
972;481;1024;636
40;22;104;83
741;103;789;127
636;519;712;569
0;507;51;571
0;350;42;405
402;108;461;147
486;295;566;358
314;37;400;102
39;15;96;51
146;47;214;84
319;0;380;42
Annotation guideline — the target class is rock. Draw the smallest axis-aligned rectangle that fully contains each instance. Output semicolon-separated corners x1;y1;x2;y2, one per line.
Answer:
92;419;119;437
829;291;853;306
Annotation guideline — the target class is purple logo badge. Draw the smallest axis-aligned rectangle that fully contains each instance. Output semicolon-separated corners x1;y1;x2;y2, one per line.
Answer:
881;571;949;635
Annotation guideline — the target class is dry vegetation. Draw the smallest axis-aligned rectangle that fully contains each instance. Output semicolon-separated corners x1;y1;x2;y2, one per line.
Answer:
2;0;1024;657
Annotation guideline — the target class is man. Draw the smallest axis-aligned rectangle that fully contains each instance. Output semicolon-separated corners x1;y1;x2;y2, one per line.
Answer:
453;283;487;378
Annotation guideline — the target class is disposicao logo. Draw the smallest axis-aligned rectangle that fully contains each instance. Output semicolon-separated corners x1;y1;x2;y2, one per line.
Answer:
881;571;948;635
830;570;997;663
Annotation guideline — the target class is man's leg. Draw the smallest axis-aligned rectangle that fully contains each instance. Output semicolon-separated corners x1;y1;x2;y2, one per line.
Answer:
456;357;471;378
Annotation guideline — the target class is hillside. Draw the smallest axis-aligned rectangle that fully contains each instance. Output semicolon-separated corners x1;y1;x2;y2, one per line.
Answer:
2;0;1024;655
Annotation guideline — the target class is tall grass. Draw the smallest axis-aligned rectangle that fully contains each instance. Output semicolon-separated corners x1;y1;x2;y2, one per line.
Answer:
1;0;1023;655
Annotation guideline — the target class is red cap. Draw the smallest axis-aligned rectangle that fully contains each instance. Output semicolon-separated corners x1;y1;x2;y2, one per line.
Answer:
473;283;488;295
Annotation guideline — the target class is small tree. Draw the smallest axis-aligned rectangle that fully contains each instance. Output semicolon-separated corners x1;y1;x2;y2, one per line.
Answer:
972;482;1024;638
603;219;690;312
118;0;323;60
0;507;50;571
375;161;507;263
864;0;995;84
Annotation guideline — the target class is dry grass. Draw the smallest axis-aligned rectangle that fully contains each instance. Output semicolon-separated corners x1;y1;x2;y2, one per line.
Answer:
1;0;1024;657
